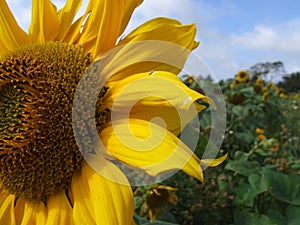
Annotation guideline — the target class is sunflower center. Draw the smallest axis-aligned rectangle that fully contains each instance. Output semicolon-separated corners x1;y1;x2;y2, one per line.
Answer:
0;42;108;201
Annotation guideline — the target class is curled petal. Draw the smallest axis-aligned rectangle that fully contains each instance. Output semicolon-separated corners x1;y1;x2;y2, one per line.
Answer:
100;119;205;182
104;71;207;135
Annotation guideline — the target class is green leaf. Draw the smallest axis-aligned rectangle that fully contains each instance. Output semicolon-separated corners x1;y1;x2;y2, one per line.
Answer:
234;210;276;225
262;169;300;206
248;173;269;195
235;131;254;145
194;134;210;157
234;151;249;160
232;105;245;117
240;87;255;95
179;122;199;151
134;196;143;210
254;148;272;157
157;211;178;224
233;181;256;207
134;213;179;225
286;205;300;225
267;209;287;225
290;163;300;170
181;123;221;159
225;160;260;176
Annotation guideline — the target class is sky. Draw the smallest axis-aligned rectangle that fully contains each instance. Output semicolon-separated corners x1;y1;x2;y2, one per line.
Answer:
6;0;300;81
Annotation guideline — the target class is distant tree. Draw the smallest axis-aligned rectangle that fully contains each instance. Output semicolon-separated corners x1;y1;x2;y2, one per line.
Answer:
249;61;287;81
278;72;300;93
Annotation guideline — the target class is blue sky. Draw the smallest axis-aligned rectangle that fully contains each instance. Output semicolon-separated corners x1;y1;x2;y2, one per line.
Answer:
6;0;300;81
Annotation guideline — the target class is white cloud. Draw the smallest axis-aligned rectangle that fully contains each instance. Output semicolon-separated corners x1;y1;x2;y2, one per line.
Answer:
231;19;300;53
226;19;300;79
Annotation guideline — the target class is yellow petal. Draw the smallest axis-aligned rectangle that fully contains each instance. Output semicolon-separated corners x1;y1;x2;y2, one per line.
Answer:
130;107;204;136
63;0;100;44
0;190;16;225
14;199;25;225
119;18;183;44
105;71;206;109
72;161;134;225
104;71;207;135
120;0;144;34
0;0;30;54
77;0;124;58
56;0;82;41
29;0;60;42
15;199;47;225
0;38;9;56
131;219;136;225
100;18;196;85
100;119;204;182
201;153;228;167
45;191;73;225
62;15;84;44
64;0;142;48
103;17;198;83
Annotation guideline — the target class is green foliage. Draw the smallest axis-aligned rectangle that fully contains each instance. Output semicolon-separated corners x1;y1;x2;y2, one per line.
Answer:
134;213;179;225
278;72;300;94
263;169;300;206
134;70;300;224
234;210;276;225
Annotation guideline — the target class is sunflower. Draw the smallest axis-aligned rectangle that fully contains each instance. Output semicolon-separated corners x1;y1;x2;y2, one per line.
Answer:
0;0;226;224
255;77;264;86
235;70;249;84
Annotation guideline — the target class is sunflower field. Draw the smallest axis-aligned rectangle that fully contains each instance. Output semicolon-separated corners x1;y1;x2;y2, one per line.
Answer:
133;68;300;225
